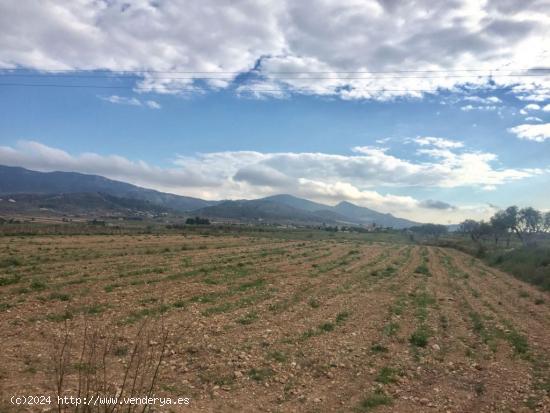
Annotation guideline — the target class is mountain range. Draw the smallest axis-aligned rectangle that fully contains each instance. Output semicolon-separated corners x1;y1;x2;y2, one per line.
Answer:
0;165;420;228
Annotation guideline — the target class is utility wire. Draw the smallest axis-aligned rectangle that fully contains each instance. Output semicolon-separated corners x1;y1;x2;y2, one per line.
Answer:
0;73;548;80
0;82;548;93
1;67;549;75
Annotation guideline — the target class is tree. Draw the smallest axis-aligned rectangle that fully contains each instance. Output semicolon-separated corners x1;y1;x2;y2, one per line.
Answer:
459;219;481;242
410;223;448;240
185;216;210;225
517;207;543;245
544;211;550;233
490;210;513;247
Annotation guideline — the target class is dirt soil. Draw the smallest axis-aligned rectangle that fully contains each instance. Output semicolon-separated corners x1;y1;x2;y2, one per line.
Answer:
0;234;549;412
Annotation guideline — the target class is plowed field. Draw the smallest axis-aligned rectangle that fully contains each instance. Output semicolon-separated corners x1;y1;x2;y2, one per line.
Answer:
1;234;549;412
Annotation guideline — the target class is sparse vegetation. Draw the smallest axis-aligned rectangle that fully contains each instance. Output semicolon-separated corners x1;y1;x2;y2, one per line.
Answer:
1;230;549;411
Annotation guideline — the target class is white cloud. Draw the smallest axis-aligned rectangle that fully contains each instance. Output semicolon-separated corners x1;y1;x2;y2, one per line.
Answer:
99;95;161;109
0;1;549;100
543;104;550;112
145;100;161;109
0;141;213;191
508;123;550;142
0;139;542;223
525;103;542;110
525;116;543;122
413;137;464;149
461;104;499;112
464;96;502;104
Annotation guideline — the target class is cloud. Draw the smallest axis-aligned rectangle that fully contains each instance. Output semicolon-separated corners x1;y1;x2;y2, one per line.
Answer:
524;103;542;111
419;200;456;210
99;95;161;109
0;1;549;100
461;104;499;112
412;137;463;149
508;123;550;142
0;141;213;191
519;103;542;114
543;104;550;112
463;96;502;104
524;116;543;122
145;100;161;109
0;139;542;223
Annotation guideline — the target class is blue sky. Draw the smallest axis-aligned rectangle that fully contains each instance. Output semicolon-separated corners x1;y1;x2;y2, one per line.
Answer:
0;1;549;223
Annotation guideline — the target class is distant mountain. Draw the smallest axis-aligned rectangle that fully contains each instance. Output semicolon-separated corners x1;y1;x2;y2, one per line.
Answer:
261;194;331;212
0;165;215;211
194;199;344;224
261;194;418;228
0;192;172;217
195;196;419;228
0;166;422;227
333;201;419;229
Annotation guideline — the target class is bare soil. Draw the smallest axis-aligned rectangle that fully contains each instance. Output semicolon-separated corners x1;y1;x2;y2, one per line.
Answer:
0;234;549;412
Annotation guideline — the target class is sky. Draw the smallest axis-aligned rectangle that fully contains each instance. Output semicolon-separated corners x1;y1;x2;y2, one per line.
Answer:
0;0;550;224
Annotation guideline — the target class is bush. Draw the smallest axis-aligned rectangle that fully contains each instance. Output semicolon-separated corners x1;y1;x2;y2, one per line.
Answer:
488;247;550;291
409;328;429;347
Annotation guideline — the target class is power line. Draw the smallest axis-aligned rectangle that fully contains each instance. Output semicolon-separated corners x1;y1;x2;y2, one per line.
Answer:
1;67;549;75
0;82;548;93
0;73;548;80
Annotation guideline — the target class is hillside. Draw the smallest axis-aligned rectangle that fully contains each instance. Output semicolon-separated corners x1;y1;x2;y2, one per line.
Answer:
0;165;215;211
261;195;420;228
194;199;351;224
0;192;173;217
0;166;421;228
333;201;419;229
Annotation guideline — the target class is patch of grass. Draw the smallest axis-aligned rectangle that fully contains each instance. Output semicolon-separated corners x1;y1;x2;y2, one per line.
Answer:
48;292;71;301
0;274;22;286
30;279;47;291
248;367;273;382
201;302;233;316
308;298;320;308
357;391;393;411
268;351;288;363
237;311;258;325
488;246;550;291
0;257;22;268
336;311;350;324
370;343;388;353
506;329;529;355
235;278;265;292
319;322;335;332
414;264;430;276
375;367;399;384
83;304;106;315
173;299;186;308
300;328;320;341
409;328;430;347
383;322;400;337
534;297;545;305
122;304;170;324
113;345;128;357
46;310;73;322
518;290;530;298
370;265;396;277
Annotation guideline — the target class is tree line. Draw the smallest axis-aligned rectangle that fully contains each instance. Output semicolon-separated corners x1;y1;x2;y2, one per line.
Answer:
459;206;550;247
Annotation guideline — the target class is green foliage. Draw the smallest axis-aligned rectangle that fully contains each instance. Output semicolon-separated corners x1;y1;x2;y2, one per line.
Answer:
409;328;430;347
357;391;393;411
248;368;273;381
375;367;399;384
490;247;550;290
0;257;22;267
